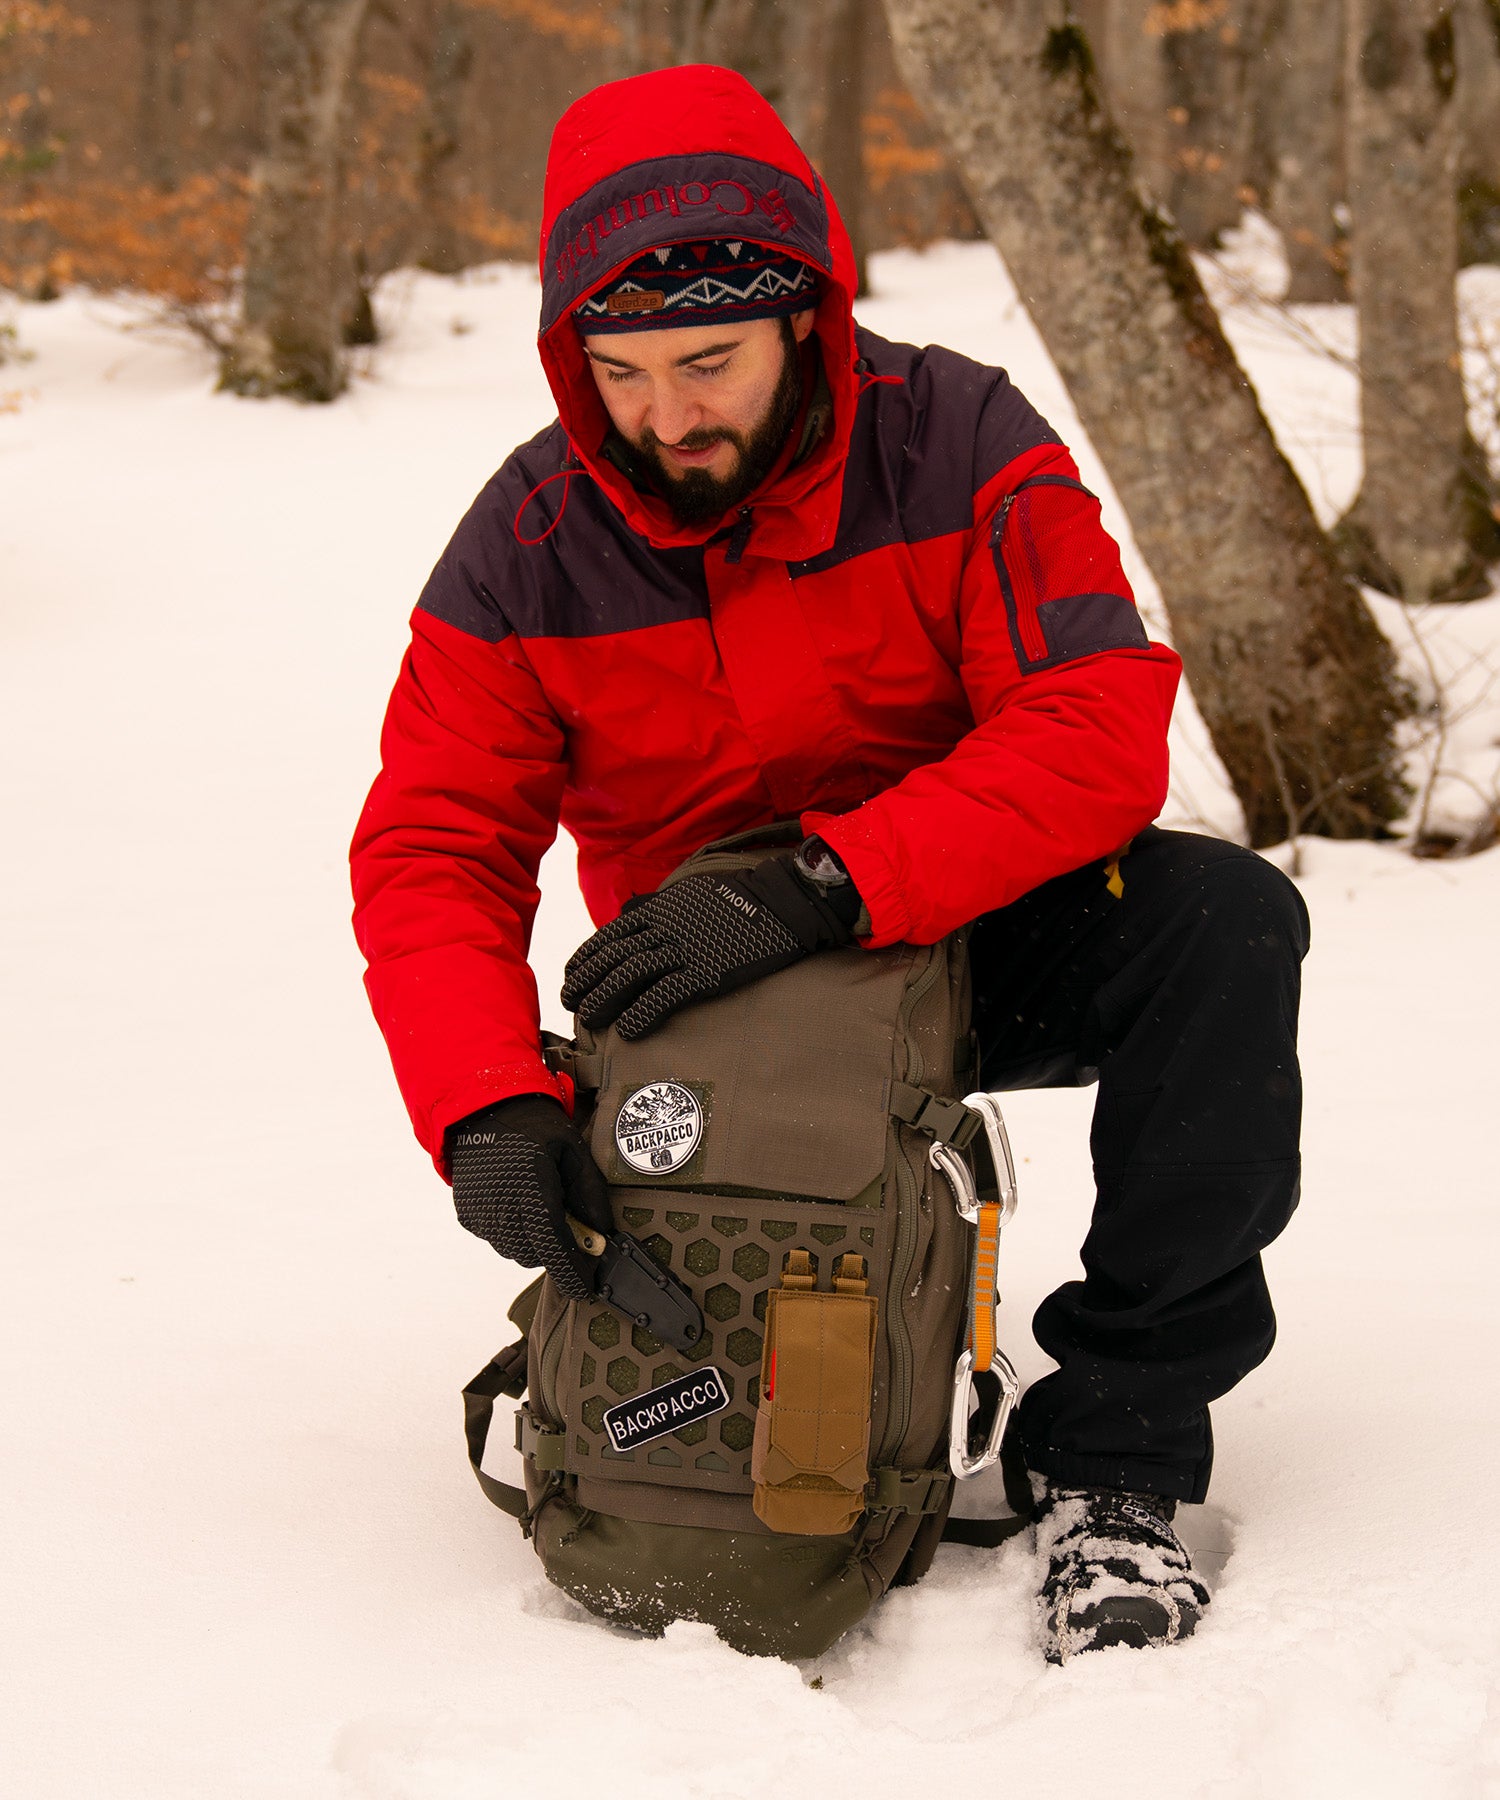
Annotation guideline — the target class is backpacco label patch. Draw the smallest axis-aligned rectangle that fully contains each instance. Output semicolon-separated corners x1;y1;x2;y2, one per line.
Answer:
614;1080;704;1174
603;1366;731;1453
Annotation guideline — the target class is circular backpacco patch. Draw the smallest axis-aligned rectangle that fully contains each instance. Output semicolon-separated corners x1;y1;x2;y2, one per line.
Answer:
614;1081;704;1174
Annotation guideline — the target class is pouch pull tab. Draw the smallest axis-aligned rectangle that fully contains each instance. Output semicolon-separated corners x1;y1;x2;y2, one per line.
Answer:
780;1248;817;1291
831;1253;868;1296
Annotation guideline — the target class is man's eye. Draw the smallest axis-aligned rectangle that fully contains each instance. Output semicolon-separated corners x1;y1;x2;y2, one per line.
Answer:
693;361;731;379
603;368;639;384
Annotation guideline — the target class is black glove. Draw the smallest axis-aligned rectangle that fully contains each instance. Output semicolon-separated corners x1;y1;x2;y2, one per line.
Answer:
448;1093;612;1300
560;850;862;1040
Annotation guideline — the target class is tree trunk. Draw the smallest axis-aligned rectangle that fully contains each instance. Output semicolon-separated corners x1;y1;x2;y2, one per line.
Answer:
1104;0;1262;249
413;0;473;274
136;0;197;191
1263;0;1350;301
220;0;371;402
779;0;872;293
1454;0;1500;264
883;0;1411;846
8;31;60;299
1336;0;1500;600
618;0;795;110
817;0;872;295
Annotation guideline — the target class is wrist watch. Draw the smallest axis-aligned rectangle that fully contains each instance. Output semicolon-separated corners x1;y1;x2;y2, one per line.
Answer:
792;836;850;893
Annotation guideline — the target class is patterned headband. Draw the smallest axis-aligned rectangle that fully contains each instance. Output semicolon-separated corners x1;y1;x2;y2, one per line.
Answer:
572;239;820;334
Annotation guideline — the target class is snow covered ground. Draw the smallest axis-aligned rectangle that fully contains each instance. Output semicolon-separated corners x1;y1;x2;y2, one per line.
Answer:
3;242;1499;1800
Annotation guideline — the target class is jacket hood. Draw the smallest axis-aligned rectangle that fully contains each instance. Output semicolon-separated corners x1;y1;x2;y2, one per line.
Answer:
536;65;859;561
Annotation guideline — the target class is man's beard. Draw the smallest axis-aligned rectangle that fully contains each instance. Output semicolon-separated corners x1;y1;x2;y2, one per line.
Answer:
634;320;803;528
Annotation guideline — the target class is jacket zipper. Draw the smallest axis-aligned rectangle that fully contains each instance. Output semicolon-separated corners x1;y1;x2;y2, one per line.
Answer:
724;506;754;565
995;474;1093;667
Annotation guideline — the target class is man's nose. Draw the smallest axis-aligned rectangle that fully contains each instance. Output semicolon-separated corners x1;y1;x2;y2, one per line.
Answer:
647;385;702;446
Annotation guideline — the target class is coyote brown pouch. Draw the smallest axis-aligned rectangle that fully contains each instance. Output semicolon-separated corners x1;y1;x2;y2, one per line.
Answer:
751;1250;878;1536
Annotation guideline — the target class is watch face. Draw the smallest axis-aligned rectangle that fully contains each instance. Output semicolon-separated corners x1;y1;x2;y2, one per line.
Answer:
798;845;846;886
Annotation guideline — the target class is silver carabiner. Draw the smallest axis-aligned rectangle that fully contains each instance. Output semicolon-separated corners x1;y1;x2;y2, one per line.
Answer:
949;1343;1020;1479
927;1093;1022;1480
962;1090;1018;1224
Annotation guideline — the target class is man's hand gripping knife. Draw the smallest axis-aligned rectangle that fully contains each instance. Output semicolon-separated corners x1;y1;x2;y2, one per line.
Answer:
560;839;864;1040
448;1093;613;1301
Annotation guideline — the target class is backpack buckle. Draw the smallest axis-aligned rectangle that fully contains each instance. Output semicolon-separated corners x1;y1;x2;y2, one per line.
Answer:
889;1083;983;1148
868;1464;951;1515
514;1404;567;1472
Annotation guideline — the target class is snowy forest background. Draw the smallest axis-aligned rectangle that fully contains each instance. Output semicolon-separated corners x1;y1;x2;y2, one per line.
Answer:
4;4;1499;1798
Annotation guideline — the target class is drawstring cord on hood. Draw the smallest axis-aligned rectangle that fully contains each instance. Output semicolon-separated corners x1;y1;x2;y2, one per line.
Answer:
855;358;903;398
513;457;592;546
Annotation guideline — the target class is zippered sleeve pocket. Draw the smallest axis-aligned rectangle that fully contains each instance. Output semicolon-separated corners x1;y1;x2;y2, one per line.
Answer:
990;474;1150;674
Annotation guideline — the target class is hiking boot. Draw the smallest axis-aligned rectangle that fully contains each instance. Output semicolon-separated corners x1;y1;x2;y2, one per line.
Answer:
1033;1482;1210;1664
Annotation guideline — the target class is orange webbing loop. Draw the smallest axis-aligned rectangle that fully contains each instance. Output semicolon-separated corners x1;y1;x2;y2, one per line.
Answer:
968;1201;1002;1373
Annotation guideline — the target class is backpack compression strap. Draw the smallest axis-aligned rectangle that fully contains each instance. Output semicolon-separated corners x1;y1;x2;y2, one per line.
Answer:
462;1340;531;1520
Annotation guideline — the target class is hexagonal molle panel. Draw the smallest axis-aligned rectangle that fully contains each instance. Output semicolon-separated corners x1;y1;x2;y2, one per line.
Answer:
665;1211;699;1234
711;1214;749;1238
753;1290;768;1322
581;1396;606;1433
575;1434;591;1457
720;1412;755;1452
859;1226;875;1246
646;1445;682;1468
642;1233;673;1268
632;1322;662;1356
810;1223;845;1245
704;1282;740;1322
725;1327;762;1367
677;1421;709;1445
580;1354;596;1387
684;1335;714;1362
588;1311;620;1351
607;1356;640;1397
694;1451;730;1472
732;1242;769;1283
683;1237;720;1278
652;1362;683;1388
621;1206;652;1231
762;1218;796;1241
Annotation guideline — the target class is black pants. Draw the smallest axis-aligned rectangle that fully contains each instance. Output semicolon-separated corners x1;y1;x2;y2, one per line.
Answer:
969;827;1310;1504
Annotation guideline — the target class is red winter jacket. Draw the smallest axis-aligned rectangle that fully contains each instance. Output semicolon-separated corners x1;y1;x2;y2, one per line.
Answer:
351;65;1182;1169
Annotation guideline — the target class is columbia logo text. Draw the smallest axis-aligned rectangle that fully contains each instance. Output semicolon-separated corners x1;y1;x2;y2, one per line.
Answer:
555;179;795;283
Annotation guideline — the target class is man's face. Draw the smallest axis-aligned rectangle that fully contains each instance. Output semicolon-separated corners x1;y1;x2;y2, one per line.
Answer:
582;309;815;526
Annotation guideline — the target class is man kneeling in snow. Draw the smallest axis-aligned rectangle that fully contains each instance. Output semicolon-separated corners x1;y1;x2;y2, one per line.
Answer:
352;65;1309;1663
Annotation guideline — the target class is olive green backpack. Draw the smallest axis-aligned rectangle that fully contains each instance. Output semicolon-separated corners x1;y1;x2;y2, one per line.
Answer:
462;826;1030;1659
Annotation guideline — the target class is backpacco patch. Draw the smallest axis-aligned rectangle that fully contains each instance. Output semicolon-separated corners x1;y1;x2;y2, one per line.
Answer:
614;1080;704;1174
603;1366;731;1453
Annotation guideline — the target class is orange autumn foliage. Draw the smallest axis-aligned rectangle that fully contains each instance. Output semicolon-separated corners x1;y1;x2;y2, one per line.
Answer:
0;169;249;302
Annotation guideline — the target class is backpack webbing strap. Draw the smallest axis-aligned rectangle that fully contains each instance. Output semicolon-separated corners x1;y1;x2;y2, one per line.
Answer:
868;1465;950;1515
889;1082;983;1149
462;1341;531;1521
941;1513;1032;1547
872;1465;1030;1544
